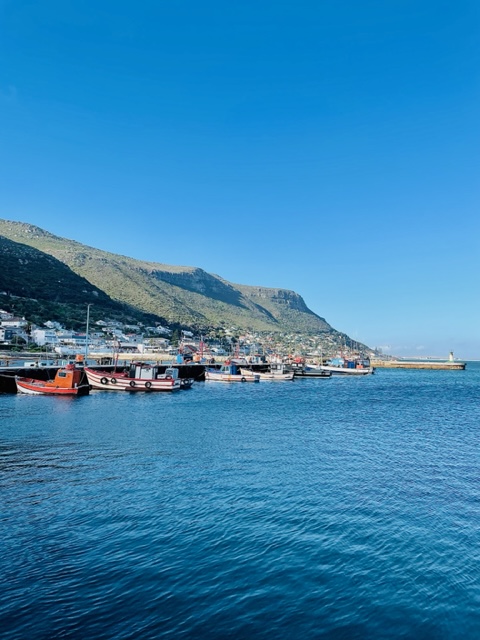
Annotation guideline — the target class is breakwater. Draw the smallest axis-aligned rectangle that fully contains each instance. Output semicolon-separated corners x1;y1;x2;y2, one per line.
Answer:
372;360;466;370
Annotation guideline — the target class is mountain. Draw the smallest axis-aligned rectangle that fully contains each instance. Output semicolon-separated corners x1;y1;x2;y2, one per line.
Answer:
0;219;346;340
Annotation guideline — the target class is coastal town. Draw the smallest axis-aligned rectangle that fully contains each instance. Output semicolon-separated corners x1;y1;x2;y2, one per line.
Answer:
0;307;372;363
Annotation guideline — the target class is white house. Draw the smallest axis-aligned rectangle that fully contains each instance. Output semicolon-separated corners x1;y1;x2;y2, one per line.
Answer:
31;328;58;346
1;316;28;329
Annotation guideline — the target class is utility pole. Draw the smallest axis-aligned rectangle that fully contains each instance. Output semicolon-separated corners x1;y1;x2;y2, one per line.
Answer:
85;304;92;363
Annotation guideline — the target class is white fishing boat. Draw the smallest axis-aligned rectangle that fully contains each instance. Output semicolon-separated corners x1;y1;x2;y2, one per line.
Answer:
320;357;374;375
85;363;190;391
240;363;294;380
205;363;260;383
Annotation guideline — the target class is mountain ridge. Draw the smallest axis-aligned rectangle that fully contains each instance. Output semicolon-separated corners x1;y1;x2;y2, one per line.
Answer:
0;219;350;342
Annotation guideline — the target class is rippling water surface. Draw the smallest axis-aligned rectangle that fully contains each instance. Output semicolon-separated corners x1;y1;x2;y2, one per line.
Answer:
1;365;480;638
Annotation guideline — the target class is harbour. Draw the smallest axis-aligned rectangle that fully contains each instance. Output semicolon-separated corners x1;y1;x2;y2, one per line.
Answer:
0;1;477;636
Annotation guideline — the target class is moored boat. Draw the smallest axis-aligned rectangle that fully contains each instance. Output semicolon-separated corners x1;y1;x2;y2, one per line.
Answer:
320;357;374;375
240;363;294;380
290;363;332;378
85;363;190;391
205;363;260;383
15;364;90;396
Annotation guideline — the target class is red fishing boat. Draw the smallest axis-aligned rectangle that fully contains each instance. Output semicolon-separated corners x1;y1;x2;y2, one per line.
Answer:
15;364;90;396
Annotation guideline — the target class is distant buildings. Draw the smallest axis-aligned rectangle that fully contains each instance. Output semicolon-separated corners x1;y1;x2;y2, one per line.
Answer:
0;309;368;358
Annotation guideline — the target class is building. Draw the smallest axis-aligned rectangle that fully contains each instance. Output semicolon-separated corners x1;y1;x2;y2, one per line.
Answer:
31;328;59;346
0;327;14;343
0;316;28;329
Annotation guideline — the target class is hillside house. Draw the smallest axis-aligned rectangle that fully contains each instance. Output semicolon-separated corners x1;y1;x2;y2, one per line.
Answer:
1;316;28;329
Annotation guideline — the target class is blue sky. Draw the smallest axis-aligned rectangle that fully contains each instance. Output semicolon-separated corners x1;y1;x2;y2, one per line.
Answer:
1;0;479;357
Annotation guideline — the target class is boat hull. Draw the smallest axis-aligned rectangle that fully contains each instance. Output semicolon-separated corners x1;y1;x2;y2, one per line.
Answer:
85;367;181;391
293;371;332;378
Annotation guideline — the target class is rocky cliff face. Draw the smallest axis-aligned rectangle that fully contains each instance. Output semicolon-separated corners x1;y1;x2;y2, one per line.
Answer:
149;268;246;308
243;287;311;311
238;285;332;332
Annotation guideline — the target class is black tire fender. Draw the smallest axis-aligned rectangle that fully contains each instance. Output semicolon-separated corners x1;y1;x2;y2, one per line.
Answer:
110;378;117;384
145;381;152;389
129;380;136;388
100;377;108;385
241;376;246;382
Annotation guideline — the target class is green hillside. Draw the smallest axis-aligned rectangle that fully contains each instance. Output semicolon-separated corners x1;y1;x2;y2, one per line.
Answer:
0;219;337;336
0;235;166;330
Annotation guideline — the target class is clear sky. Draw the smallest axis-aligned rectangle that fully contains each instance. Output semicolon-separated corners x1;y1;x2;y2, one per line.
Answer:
1;0;479;358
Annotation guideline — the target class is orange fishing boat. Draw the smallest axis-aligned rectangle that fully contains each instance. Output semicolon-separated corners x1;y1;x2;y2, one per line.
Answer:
15;364;90;396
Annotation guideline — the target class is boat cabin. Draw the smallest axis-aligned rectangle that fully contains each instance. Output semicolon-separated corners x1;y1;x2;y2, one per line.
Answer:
54;364;84;388
220;363;241;375
270;363;291;374
290;362;306;374
128;363;156;380
157;367;179;380
127;363;179;380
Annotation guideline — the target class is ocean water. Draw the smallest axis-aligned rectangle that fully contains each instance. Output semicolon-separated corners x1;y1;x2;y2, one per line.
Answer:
1;365;479;639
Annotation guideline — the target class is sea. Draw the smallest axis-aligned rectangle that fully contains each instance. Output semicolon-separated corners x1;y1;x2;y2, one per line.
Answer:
1;364;479;639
